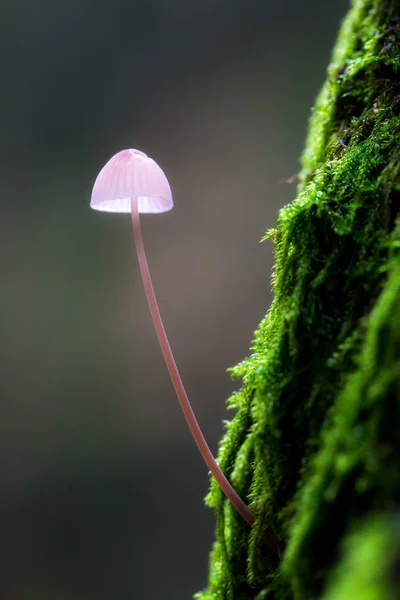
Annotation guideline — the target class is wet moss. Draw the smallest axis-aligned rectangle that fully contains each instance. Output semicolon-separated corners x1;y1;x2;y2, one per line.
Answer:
196;1;400;599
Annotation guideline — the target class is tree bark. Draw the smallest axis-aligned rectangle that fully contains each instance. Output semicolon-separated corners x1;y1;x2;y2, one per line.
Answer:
197;1;400;598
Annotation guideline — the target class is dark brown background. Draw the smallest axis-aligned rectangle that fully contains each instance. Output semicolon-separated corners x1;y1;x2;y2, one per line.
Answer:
1;1;348;598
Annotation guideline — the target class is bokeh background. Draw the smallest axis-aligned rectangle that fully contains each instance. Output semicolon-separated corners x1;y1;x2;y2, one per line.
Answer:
1;1;348;598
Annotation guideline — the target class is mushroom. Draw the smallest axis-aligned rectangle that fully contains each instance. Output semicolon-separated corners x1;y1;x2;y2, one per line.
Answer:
91;149;255;526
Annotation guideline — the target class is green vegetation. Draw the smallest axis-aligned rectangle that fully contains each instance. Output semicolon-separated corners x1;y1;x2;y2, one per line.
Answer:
321;516;400;600
197;1;400;598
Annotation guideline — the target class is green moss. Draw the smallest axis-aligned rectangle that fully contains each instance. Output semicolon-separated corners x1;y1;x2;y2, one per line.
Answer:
282;233;400;598
196;0;400;598
321;515;400;600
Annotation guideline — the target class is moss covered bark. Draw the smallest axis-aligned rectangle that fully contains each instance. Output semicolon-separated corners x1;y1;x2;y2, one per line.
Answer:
196;1;400;598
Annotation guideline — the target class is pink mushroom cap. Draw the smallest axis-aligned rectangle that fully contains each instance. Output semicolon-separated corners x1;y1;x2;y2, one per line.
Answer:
90;149;173;214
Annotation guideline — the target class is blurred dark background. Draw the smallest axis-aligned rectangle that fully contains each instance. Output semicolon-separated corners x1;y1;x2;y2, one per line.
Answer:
1;1;348;598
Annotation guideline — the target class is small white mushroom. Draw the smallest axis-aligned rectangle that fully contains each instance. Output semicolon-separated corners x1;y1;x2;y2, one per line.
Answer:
91;149;255;526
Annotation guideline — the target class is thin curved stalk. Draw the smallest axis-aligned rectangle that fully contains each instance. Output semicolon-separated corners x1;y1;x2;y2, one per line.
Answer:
130;197;255;526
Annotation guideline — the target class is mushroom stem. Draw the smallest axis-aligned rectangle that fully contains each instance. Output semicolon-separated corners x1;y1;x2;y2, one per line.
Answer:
130;197;255;526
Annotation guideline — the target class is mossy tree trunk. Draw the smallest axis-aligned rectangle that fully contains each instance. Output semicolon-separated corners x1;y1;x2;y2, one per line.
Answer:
197;1;400;598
